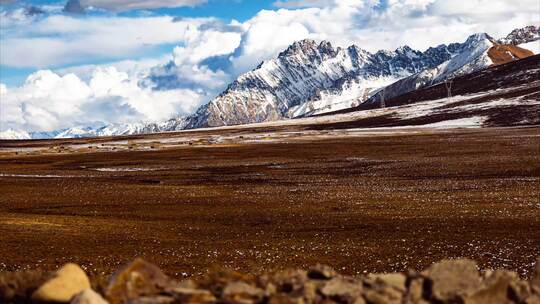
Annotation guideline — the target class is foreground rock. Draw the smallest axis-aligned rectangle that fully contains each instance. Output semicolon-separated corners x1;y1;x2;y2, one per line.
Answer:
31;263;91;303
1;257;540;303
106;258;175;304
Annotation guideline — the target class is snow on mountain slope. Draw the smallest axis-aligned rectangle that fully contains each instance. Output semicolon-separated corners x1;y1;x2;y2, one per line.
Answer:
3;27;536;140
182;40;463;128
367;33;533;105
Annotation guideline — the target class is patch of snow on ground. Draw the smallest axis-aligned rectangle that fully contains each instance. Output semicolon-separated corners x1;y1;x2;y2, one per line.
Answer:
93;167;163;172
0;173;79;178
419;116;486;128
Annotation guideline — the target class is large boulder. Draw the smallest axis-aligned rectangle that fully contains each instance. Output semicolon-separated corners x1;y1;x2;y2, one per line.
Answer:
105;258;174;304
464;270;518;304
31;263;91;303
421;259;482;302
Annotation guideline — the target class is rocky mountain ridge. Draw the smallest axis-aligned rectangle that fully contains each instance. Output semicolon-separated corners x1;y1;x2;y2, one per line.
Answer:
365;33;534;105
2;26;537;140
498;25;539;45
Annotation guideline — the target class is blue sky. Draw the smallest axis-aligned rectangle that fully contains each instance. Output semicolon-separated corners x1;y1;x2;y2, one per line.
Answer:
0;0;537;133
0;0;277;86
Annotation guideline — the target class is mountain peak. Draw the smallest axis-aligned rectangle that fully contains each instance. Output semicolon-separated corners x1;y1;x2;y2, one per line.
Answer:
499;25;539;45
277;39;338;59
464;33;495;45
278;39;318;57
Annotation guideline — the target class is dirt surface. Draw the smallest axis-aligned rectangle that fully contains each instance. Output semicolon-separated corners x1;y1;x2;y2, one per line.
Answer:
1;127;539;280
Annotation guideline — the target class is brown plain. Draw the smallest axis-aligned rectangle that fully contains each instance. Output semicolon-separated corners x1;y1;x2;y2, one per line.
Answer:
0;127;539;280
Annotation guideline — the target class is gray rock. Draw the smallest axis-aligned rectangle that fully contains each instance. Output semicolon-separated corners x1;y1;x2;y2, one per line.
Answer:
464;270;517;304
421;258;481;302
106;258;174;304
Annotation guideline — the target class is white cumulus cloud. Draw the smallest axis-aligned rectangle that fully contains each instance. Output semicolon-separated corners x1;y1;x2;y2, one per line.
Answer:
0;68;203;132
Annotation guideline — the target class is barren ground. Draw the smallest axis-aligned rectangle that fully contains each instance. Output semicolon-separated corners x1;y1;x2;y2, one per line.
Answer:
0;126;539;279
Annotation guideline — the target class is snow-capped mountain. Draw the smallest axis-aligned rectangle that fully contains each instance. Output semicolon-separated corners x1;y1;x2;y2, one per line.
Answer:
498;25;539;54
0;118;188;140
365;33;533;105
180;39;464;129
0;129;32;140
499;25;539;45
2;26;536;140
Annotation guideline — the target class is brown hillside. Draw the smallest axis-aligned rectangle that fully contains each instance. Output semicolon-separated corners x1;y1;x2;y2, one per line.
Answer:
488;44;534;65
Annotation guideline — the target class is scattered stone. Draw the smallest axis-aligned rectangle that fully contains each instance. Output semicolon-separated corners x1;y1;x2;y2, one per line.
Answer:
106;258;173;304
71;289;109;304
3;257;540;304
421;258;481;302
31;263;91;303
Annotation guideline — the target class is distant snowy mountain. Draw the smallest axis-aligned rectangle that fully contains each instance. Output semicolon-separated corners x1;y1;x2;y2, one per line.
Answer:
180;40;462;128
0;118;188;140
498;25;539;45
2;26;536;140
0;129;31;140
498;25;539;54
366;33;533;105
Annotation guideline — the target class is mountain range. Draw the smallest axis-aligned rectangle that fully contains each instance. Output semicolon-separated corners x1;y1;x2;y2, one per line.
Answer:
1;25;538;140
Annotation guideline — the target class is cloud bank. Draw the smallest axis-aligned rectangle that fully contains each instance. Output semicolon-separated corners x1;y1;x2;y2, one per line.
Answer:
0;68;202;132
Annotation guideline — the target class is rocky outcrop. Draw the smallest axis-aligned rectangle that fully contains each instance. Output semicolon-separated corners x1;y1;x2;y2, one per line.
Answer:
1;257;540;304
366;34;534;106
498;25;539;45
